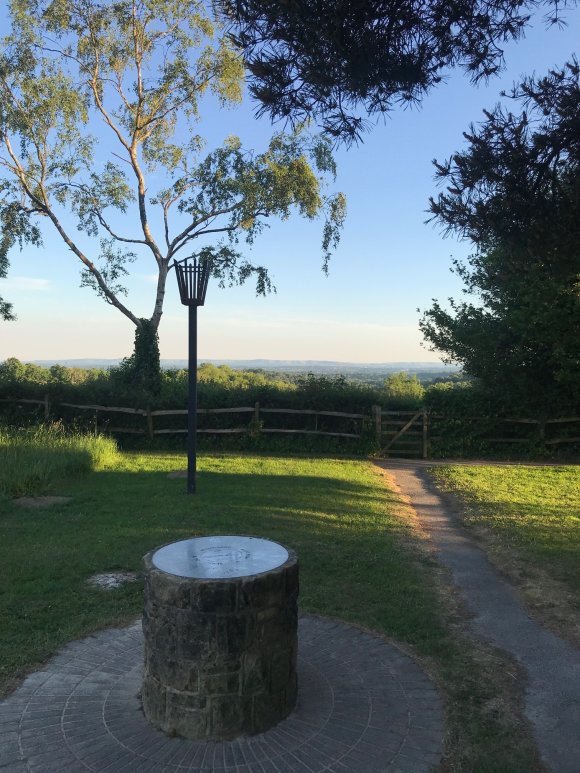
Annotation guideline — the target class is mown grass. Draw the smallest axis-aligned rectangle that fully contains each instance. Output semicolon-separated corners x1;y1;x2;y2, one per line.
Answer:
0;424;119;497
430;465;580;593
430;464;580;645
0;452;542;771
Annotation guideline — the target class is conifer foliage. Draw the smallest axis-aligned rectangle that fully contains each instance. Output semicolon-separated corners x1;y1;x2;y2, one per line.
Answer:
421;61;580;411
220;0;575;142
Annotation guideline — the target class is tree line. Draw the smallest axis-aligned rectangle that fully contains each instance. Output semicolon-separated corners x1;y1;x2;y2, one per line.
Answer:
0;357;432;412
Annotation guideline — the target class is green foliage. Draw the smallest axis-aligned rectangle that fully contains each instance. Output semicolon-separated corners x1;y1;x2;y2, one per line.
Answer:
161;363;297;409
0;359;387;412
426;380;501;416
424;381;580;458
1;359;577;459
0;242;14;321
0;202;43;320
116;320;162;400
220;0;571;142
0;357;110;402
0;357;70;389
0;424;118;497
422;61;580;414
425;381;514;457
291;373;373;411
0;361;382;453
0;1;344;368
383;372;425;408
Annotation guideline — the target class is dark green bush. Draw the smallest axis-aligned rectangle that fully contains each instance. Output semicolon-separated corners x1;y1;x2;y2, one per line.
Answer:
2;360;576;459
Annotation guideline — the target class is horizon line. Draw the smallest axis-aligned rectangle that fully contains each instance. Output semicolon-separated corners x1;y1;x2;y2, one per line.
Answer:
10;356;456;368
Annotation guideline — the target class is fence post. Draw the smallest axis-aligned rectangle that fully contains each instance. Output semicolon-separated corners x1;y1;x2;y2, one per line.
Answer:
422;411;431;459
146;407;154;439
371;405;382;445
538;418;546;447
251;401;261;434
44;393;50;420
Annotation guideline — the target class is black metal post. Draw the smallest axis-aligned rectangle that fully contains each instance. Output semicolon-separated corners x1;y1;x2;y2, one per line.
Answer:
174;255;209;495
187;303;197;494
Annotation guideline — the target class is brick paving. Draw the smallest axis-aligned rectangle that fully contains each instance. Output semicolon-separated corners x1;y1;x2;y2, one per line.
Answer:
0;616;444;772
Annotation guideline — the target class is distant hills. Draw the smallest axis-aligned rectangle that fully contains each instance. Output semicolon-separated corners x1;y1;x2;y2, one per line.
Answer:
25;357;456;369
26;358;459;376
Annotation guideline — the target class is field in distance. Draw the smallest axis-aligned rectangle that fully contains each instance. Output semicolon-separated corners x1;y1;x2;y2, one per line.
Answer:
27;359;460;387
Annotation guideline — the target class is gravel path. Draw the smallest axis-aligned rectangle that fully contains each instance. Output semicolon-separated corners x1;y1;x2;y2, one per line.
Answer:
377;460;580;773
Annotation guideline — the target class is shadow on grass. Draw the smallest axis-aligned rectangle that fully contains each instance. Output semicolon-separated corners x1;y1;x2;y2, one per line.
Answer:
0;457;546;771
0;460;442;694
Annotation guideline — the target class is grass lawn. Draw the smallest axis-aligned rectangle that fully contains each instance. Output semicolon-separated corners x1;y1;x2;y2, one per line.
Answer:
430;464;580;644
0;451;544;771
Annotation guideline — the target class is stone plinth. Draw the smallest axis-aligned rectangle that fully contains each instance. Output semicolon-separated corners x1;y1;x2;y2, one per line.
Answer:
142;536;298;741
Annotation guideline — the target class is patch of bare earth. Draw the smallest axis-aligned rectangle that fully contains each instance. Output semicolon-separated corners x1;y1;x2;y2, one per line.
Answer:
86;571;139;590
374;464;546;772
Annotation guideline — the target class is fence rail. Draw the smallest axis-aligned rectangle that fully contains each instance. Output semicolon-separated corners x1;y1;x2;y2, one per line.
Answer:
0;397;366;441
1;396;579;457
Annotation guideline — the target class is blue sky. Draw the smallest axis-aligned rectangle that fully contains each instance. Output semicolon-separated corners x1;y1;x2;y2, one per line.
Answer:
1;8;578;363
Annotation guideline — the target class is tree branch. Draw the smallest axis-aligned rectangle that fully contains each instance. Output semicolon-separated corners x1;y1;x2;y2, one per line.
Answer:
43;207;141;325
3;137;140;327
168;201;244;255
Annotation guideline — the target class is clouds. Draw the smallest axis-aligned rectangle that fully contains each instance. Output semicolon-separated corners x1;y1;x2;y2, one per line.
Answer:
0;276;52;291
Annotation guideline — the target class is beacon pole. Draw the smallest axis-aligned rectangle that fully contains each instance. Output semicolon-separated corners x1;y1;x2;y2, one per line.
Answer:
173;256;210;495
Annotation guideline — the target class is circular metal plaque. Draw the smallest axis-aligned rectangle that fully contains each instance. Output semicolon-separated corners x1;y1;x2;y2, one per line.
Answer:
151;535;289;579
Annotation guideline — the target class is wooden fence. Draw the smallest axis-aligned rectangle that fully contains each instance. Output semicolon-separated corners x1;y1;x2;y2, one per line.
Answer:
0;397;366;441
1;396;579;458
372;407;580;457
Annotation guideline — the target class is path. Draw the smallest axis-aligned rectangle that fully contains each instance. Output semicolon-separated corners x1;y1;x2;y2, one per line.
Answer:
377;460;580;773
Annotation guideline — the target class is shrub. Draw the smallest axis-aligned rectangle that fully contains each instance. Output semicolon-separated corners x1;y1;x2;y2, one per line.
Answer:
382;372;425;409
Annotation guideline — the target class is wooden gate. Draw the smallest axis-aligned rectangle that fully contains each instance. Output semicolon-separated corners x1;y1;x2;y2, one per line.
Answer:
372;408;429;458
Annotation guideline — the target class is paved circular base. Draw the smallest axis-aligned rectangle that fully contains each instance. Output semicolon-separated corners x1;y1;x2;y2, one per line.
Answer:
0;617;444;773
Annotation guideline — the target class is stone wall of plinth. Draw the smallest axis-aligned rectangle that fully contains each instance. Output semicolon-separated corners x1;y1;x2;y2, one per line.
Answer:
141;546;298;741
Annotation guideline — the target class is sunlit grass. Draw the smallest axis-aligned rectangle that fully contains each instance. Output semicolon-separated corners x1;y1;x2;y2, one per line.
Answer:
430;465;580;594
0;424;119;497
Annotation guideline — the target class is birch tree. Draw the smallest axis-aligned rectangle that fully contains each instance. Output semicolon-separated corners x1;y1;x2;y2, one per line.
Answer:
0;0;345;375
